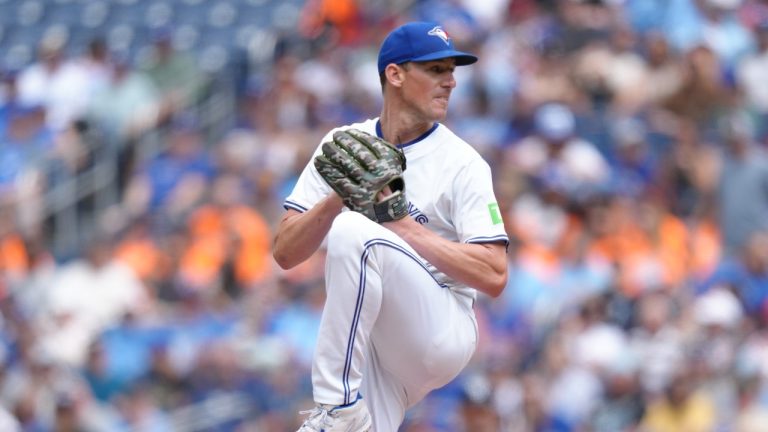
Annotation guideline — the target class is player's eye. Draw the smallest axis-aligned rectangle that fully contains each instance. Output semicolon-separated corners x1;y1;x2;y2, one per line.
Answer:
431;66;450;74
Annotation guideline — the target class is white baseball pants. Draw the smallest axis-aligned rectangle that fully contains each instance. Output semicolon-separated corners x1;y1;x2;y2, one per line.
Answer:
312;211;478;431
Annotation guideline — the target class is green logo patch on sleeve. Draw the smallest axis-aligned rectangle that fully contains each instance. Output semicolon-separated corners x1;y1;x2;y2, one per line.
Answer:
488;203;502;225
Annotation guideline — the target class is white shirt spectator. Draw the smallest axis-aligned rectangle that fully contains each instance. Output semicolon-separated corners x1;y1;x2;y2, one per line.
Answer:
737;37;768;113
17;52;94;131
40;257;146;366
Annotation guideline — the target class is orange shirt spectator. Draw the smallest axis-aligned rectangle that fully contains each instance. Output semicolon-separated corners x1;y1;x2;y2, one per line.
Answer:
0;232;28;282
181;203;272;291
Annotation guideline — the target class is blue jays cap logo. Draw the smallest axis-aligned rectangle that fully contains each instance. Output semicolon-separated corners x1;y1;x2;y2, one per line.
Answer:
427;26;451;46
377;21;477;74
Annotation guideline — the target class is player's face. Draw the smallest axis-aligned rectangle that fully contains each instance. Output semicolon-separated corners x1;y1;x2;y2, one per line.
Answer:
401;58;457;121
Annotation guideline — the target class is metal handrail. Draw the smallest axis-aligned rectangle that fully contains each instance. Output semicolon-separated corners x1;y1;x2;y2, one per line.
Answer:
41;70;237;258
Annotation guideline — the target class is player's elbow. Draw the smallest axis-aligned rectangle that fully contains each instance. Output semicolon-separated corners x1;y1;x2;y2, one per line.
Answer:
473;243;508;298
477;267;507;298
272;244;299;270
485;271;508;298
272;236;298;270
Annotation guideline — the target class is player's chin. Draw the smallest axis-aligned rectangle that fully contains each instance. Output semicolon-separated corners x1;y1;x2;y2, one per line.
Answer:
430;103;449;121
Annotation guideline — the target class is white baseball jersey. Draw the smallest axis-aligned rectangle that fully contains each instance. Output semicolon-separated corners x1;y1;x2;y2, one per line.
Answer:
284;118;509;301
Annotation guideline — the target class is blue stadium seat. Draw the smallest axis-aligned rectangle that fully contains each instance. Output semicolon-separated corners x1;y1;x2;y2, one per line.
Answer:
174;2;208;27
17;0;45;26
206;1;237;28
45;2;83;26
268;2;301;31
197;44;230;73
105;23;136;53
3;22;45;51
235;4;274;27
231;25;273;51
144;1;173;29
106;2;146;26
200;27;239;49
2;43;34;70
173;25;202;52
0;3;16;25
80;1;110;30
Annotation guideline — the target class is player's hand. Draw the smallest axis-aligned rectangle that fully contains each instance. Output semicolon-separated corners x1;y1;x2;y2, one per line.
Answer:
314;129;409;223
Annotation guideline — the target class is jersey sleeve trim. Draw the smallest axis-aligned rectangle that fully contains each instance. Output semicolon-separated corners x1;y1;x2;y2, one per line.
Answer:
283;200;308;213
465;234;510;246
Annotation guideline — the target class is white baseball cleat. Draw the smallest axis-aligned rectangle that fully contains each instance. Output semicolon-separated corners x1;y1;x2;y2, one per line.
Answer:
297;396;372;432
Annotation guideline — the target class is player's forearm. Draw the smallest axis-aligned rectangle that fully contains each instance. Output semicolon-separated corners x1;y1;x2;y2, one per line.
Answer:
384;218;508;297
273;194;344;269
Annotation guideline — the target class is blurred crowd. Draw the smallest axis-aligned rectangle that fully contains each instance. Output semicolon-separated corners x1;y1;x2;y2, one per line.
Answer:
2;0;768;430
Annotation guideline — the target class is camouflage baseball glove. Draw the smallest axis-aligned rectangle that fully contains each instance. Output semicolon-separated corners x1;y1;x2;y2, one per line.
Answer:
314;128;408;223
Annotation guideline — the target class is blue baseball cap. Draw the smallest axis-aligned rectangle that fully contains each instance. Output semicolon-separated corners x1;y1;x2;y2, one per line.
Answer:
377;22;478;74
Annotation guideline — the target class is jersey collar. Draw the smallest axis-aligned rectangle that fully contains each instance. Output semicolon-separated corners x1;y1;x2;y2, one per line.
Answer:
376;119;439;148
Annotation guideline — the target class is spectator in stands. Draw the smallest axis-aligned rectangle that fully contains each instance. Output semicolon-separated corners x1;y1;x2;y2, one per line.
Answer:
180;174;273;297
508;102;610;202
88;52;161;144
142;29;207;123
38;233;148;367
607;117;656;198
76;38;113;96
733;375;768;431
640;369;717;432
0;104;54;188
121;114;215;228
0;68;25;137
81;341;123;404
457;373;501;432
716;112;768;254
110;383;172;432
629;291;687;397
699;231;768;317
16;35;93;132
0;199;28;289
736;21;768;140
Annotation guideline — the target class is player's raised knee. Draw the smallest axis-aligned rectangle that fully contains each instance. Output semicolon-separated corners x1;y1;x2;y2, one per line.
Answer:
327;211;376;253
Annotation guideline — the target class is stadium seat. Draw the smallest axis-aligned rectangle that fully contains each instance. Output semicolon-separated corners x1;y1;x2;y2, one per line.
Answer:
268;2;302;31
197;44;230;73
144;2;174;29
81;1;110;29
3;22;45;50
45;2;83;26
206;1;237;28
17;0;45;26
106;24;135;53
2;43;34;70
0;4;14;25
235;4;275;27
173;25;202;52
107;2;146;26
174;2;208;27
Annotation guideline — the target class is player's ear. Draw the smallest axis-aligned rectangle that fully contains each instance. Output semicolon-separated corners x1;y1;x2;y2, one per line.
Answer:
385;63;407;88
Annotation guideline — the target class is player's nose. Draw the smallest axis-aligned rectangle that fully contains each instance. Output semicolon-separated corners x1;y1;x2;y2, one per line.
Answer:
442;72;456;89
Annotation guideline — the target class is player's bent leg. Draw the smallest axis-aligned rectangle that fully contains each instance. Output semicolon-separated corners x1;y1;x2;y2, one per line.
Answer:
311;211;395;406
370;252;477;407
307;211;477;430
359;344;408;431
